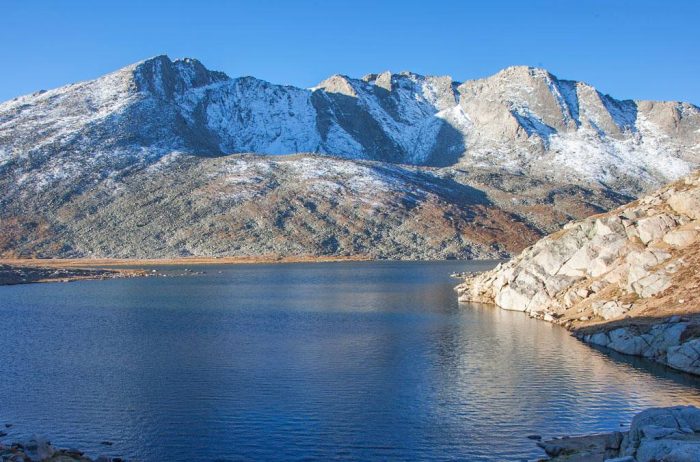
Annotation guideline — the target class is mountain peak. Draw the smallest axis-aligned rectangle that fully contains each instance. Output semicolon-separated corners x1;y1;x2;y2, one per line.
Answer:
489;65;557;83
134;54;172;67
314;74;357;96
361;71;439;91
131;55;229;98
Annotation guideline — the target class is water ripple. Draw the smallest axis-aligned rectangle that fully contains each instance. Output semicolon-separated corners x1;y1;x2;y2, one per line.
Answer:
0;261;699;461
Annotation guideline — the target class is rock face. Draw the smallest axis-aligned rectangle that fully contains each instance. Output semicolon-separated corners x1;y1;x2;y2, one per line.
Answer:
456;171;700;375
583;320;700;376
1;56;698;258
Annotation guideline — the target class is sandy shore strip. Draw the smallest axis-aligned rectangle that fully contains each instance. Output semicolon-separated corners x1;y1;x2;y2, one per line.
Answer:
0;263;146;286
0;254;370;268
0;255;371;285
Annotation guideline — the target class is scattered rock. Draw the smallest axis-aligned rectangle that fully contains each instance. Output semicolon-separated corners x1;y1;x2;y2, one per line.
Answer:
592;301;630;320
0;435;109;461
0;264;143;286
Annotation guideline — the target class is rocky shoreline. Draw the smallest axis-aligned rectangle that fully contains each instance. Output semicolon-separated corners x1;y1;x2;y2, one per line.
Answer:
0;264;145;286
575;316;700;376
538;406;700;462
456;170;700;376
0;263;148;286
4;407;699;462
0;435;122;462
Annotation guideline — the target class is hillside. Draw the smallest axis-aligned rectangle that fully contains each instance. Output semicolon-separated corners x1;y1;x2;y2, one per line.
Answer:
456;171;700;375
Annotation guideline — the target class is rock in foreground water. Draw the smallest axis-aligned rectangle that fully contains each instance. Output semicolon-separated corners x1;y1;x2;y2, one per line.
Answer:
541;406;700;461
0;435;122;462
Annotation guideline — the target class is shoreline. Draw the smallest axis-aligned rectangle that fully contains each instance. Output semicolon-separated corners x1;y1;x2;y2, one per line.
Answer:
0;263;146;286
0;256;372;286
0;256;484;287
0;435;117;462
537;406;700;461
456;171;700;377
458;295;700;377
0;255;371;269
0;257;481;286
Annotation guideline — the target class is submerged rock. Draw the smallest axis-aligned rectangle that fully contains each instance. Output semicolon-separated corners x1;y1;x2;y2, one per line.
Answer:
0;436;122;462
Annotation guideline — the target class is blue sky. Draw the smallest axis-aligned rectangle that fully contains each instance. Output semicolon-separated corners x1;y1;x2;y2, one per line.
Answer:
2;0;699;104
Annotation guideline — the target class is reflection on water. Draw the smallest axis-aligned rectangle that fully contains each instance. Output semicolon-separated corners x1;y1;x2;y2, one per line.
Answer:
0;261;699;461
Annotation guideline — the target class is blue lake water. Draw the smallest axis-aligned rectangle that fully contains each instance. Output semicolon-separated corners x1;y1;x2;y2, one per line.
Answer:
1;260;700;461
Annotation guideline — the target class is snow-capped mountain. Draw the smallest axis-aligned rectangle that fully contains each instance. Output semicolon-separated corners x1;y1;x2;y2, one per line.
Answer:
2;55;698;193
0;56;697;259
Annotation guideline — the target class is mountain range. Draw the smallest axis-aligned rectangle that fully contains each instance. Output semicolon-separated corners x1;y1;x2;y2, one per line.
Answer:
1;56;698;259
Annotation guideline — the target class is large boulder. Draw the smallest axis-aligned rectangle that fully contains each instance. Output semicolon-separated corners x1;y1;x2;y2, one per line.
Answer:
668;190;700;220
636;214;677;245
664;227;699;248
592;301;630;320
620;406;700;462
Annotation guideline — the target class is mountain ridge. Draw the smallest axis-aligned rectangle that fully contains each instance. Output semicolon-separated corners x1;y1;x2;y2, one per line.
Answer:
1;56;699;259
2;55;698;195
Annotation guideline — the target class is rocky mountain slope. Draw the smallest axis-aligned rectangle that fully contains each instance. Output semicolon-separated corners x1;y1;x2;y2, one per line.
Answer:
1;56;699;258
1;153;545;259
456;170;700;375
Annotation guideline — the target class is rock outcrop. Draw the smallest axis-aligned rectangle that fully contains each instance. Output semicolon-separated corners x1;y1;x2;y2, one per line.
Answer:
620;406;700;461
540;406;700;462
457;171;700;375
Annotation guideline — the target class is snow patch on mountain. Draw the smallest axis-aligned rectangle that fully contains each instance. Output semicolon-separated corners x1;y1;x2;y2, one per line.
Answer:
1;56;699;196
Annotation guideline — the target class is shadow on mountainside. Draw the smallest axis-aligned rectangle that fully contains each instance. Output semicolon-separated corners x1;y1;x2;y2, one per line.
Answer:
365;162;491;207
310;88;466;167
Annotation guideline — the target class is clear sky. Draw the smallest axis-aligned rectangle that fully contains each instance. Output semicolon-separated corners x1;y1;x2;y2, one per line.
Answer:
2;0;699;104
